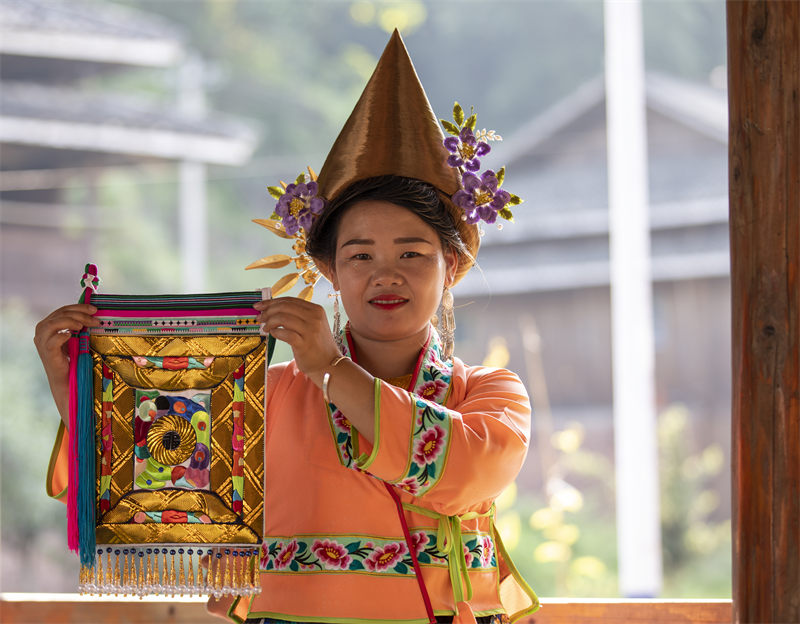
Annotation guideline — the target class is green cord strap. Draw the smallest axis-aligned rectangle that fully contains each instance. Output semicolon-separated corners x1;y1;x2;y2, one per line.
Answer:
401;502;494;609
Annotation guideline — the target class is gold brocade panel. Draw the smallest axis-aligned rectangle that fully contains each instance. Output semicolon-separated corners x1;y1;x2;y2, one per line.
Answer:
241;352;265;530
90;335;265;547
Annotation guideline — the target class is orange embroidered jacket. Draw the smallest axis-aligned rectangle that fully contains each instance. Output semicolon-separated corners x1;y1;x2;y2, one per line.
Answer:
47;328;538;623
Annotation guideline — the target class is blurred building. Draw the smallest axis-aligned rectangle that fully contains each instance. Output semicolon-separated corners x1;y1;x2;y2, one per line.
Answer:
0;0;256;314
453;73;730;490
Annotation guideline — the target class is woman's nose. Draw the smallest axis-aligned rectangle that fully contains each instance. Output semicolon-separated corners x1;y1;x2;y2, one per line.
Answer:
371;261;403;286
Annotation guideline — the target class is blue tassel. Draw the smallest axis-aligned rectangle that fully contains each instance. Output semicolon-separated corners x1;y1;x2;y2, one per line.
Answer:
76;329;96;568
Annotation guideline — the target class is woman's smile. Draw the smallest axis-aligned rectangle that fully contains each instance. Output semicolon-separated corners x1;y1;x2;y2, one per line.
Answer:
368;294;409;310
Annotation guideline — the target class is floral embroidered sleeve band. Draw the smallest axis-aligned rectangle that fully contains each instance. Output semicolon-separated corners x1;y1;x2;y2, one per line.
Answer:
328;327;530;512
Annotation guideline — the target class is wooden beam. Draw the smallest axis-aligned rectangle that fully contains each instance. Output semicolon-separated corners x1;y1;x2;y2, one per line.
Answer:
727;2;800;623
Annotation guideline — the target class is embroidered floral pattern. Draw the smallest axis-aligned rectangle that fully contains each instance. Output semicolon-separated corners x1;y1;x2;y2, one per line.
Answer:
326;328;454;497
412;424;447;465
329;405;356;467
480;534;494;568
312;539;353;570
418;378;449;402
274;539;299;570
331;410;351;432
409;531;430;556
363;541;408;571
260;532;496;574
463;544;474;568
397;477;420;496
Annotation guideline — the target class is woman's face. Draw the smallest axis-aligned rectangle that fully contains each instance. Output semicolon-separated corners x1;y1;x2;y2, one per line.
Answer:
328;200;458;345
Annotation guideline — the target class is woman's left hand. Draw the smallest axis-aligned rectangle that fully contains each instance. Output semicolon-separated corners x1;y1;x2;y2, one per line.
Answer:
254;297;341;380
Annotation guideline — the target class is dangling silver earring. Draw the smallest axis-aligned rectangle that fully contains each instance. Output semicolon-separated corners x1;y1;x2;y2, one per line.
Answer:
331;291;344;353
439;287;455;360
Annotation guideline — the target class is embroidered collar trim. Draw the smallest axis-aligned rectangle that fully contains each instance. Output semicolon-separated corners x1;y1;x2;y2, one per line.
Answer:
328;324;454;470
341;324;453;400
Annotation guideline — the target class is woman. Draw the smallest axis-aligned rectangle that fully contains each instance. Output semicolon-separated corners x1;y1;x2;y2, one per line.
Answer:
35;31;538;623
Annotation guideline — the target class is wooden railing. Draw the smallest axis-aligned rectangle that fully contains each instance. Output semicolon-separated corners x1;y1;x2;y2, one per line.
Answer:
0;593;732;623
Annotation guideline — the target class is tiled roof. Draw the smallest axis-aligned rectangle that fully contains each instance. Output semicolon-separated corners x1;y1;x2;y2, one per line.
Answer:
0;81;257;164
1;81;248;138
0;0;179;41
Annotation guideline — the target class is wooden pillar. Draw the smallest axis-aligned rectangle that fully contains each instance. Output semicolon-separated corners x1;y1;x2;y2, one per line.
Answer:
728;2;800;623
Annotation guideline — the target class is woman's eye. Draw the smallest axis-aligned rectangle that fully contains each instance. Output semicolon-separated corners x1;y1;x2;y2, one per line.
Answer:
401;251;421;258
351;253;370;260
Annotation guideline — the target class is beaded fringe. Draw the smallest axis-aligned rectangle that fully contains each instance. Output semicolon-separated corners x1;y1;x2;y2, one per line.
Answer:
78;545;261;598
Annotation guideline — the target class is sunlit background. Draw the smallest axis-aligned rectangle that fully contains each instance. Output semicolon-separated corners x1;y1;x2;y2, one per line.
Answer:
0;0;729;598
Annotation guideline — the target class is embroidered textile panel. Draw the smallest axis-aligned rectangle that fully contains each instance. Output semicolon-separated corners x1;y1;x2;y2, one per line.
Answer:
73;290;270;597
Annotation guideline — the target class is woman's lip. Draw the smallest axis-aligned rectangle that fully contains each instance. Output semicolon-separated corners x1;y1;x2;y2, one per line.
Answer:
369;296;409;310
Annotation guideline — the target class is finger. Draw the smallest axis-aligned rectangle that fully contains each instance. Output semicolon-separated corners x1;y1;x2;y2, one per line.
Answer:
36;329;73;361
262;296;323;314
35;319;90;350
36;310;99;336
261;310;320;337
37;309;98;331
266;326;304;346
259;298;327;323
34;319;99;359
259;306;309;326
41;304;98;322
259;300;320;323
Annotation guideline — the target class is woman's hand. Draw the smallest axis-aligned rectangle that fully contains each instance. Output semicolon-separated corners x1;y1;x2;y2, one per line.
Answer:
254;297;341;380
256;296;378;442
33;304;99;424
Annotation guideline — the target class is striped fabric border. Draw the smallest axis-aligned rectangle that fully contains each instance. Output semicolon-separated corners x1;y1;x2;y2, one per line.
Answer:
89;291;266;335
90;291;263;311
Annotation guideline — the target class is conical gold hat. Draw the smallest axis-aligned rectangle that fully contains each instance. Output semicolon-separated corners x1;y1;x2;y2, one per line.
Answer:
316;29;479;282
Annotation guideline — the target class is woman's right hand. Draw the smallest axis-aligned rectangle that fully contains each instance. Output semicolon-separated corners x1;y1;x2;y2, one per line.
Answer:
33;304;99;424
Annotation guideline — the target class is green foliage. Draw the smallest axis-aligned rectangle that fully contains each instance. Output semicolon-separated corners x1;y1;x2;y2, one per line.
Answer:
496;406;731;599
91;169;182;292
453;102;464;126
267;186;285;200
0;302;69;543
440;120;460;136
497;484;619;598
658;404;730;591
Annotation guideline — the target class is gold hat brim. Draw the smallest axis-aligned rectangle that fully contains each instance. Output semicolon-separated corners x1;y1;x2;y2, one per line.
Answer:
316;29;479;283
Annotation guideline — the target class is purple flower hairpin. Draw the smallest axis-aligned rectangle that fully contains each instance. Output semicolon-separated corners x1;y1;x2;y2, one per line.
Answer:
444;127;490;172
246;167;326;301
273;179;325;237
454;170;512;225
441;102;521;230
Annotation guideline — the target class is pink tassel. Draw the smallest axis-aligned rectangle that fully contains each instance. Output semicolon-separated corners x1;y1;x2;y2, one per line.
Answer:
67;335;80;552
